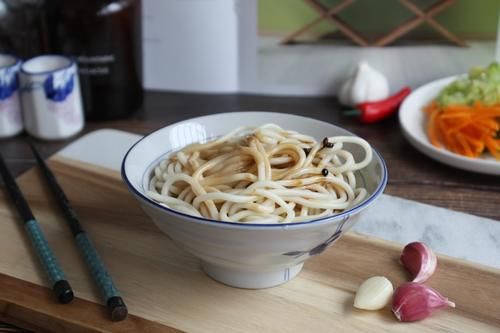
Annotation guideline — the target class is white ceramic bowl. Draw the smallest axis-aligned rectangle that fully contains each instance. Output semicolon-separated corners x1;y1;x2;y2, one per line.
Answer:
399;75;500;175
122;112;387;289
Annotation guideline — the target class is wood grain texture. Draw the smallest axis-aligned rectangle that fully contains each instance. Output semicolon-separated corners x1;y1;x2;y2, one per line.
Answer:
1;92;498;220
0;273;180;333
0;157;498;332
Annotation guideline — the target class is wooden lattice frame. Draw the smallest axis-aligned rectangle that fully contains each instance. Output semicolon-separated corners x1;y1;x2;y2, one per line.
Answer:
281;0;466;47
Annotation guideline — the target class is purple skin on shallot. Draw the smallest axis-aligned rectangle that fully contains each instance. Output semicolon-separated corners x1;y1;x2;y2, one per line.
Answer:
392;282;455;322
400;242;437;283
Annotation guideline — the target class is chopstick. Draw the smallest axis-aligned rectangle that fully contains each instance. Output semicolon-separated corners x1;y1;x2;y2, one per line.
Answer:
30;144;128;322
0;152;74;304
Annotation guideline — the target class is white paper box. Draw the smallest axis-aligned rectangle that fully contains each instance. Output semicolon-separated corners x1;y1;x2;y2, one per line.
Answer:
143;0;257;93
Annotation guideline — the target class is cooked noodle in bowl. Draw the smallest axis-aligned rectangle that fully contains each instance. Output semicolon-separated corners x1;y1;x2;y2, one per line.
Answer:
147;124;372;224
122;112;387;289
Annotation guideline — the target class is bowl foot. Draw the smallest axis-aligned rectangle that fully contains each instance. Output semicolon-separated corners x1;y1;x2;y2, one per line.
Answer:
201;261;304;289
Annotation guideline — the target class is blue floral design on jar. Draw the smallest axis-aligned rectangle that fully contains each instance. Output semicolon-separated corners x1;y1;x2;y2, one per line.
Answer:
0;64;20;101
43;67;75;102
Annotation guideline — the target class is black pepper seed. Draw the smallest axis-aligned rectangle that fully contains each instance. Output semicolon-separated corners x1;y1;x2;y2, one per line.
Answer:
303;148;311;156
322;137;333;148
321;168;329;176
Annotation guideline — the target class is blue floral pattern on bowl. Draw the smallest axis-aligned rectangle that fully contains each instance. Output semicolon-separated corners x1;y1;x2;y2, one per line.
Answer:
43;67;75;102
0;64;20;101
282;215;350;258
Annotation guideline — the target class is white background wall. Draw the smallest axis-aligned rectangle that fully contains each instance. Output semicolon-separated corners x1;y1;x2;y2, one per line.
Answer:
142;0;257;93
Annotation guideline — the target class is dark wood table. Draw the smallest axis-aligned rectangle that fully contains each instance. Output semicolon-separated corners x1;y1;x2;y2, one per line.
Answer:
0;91;499;332
1;91;499;223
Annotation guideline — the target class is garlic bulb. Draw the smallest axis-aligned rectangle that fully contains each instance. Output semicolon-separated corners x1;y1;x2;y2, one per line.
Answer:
353;276;394;310
338;62;390;107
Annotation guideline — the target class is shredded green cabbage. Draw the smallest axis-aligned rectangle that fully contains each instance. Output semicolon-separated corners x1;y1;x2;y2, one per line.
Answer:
437;62;500;106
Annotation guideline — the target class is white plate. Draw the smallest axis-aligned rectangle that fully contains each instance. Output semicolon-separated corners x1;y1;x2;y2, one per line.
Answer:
399;75;500;175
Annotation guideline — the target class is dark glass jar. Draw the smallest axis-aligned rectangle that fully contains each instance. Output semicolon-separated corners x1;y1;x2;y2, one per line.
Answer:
47;0;143;120
0;0;50;59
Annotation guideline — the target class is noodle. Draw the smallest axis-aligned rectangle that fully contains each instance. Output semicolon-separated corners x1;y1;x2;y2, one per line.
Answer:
147;124;372;223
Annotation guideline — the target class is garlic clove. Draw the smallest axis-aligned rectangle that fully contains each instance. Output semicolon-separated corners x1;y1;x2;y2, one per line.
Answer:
392;282;455;322
400;241;437;283
353;276;394;310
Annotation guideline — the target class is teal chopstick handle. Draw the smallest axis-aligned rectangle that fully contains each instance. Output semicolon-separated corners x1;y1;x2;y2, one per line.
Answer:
24;219;74;303
25;219;66;284
75;233;128;321
75;233;120;299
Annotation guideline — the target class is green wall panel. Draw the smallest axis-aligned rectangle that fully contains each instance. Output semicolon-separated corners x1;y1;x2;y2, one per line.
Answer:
259;0;499;39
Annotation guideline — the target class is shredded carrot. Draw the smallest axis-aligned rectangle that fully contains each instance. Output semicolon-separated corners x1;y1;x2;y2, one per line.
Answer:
424;101;500;159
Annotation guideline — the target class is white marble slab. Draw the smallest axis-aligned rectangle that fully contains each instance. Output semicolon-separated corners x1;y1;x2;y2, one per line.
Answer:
58;129;500;269
352;195;500;268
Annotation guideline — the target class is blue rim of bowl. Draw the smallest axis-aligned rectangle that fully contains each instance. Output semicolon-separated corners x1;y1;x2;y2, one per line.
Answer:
21;54;75;75
0;54;21;70
121;112;388;229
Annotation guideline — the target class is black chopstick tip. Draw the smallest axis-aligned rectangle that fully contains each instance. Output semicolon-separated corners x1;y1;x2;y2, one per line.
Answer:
28;142;43;161
53;280;74;304
108;296;128;322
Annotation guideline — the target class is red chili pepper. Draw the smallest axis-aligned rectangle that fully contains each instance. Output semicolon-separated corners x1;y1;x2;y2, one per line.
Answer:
347;87;412;124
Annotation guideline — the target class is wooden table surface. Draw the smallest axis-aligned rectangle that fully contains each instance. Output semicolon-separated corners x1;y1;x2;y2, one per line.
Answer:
0;91;499;332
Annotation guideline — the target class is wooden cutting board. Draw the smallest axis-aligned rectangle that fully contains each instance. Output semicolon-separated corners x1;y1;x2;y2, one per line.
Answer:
0;156;499;332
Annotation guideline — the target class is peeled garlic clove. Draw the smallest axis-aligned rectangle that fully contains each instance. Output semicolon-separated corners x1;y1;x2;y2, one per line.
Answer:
400;242;437;283
392;282;455;322
354;276;394;310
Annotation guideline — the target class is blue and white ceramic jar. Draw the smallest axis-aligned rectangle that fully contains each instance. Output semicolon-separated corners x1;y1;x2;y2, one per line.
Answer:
20;55;84;140
0;55;22;138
